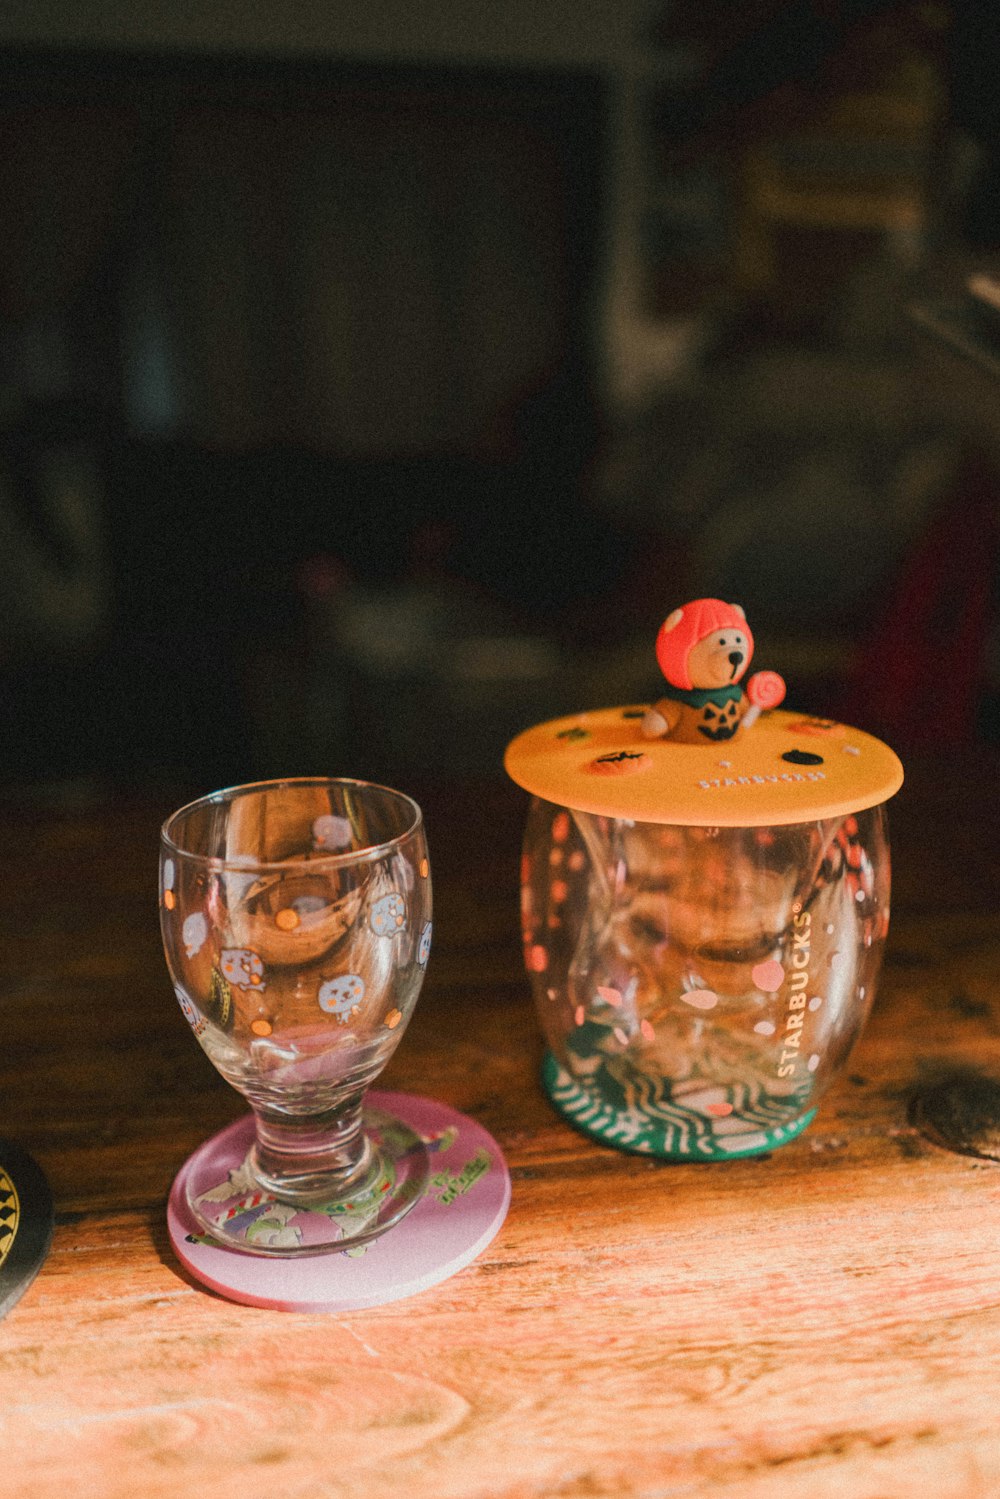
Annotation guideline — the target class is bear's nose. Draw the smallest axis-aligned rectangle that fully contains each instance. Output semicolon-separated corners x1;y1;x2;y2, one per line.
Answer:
728;651;744;669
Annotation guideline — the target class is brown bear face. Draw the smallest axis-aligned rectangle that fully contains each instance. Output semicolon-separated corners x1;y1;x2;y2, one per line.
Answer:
686;628;751;689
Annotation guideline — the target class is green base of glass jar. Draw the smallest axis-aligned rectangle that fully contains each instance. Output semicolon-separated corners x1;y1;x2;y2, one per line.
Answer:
542;1052;816;1161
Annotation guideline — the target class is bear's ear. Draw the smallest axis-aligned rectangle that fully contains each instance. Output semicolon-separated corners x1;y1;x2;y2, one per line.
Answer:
732;603;746;619
662;608;684;632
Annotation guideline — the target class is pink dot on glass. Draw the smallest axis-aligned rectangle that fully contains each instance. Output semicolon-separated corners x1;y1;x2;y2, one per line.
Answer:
528;944;548;973
706;1101;733;1117
597;986;623;1007
640;1019;655;1041
752;960;785;992
681;989;719;1010
574;1005;585;1026
613;1027;629;1046
807;1054;820;1072
754;1020;776;1035
808;995;823;1011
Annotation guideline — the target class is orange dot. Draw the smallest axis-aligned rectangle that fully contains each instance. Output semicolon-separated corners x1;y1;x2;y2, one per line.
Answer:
275;907;300;931
250;973;261;985
420;859;429;879
550;880;569;904
528;944;548;973
385;1008;402;1029
250;1018;272;1036
552;811;570;844
163;890;175;910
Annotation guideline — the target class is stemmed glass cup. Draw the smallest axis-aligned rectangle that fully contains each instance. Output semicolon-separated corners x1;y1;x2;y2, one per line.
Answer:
160;777;432;1255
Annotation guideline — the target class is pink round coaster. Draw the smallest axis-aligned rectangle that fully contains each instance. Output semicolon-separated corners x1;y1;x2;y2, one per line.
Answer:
167;1091;511;1312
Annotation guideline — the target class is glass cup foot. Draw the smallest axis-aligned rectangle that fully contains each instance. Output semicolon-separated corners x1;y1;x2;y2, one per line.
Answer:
183;1105;430;1256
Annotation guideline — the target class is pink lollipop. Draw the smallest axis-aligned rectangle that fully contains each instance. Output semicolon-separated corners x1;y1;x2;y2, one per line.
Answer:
743;670;786;728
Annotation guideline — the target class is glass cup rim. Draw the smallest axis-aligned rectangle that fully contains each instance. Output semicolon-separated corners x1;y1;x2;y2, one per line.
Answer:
160;775;424;873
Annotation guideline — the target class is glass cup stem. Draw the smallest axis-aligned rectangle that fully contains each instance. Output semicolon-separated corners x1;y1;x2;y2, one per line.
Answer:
249;1091;377;1204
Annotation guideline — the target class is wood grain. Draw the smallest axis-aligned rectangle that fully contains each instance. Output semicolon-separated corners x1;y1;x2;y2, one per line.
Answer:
2;757;1000;1499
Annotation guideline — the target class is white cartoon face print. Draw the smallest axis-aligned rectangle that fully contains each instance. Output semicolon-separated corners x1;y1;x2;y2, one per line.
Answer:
370;893;406;937
183;911;208;958
318;974;366;1023
418;921;432;967
313;814;353;852
220;948;267;992
162;857;177;910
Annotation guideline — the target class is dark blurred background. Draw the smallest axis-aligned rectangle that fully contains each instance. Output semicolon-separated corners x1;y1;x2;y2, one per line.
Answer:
3;0;1000;804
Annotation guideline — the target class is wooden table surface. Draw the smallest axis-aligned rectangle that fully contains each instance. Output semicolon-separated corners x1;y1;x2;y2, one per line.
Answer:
2;755;1000;1499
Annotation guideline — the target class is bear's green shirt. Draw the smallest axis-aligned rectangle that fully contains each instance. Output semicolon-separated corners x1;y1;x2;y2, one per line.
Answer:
658;682;744;710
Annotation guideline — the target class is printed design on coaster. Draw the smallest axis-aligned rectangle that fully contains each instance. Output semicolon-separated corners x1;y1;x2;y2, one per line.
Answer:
0;1141;54;1320
168;1094;511;1312
188;1130;412;1254
544;1016;815;1159
206;967;235;1030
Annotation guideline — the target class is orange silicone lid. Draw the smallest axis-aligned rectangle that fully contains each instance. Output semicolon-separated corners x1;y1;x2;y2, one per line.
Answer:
504;707;903;828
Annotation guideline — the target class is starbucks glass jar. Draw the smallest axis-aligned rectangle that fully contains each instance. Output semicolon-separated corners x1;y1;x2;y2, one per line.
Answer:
504;601;903;1160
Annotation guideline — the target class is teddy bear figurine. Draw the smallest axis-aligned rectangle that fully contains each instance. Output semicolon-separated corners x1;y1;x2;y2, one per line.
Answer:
641;598;786;745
